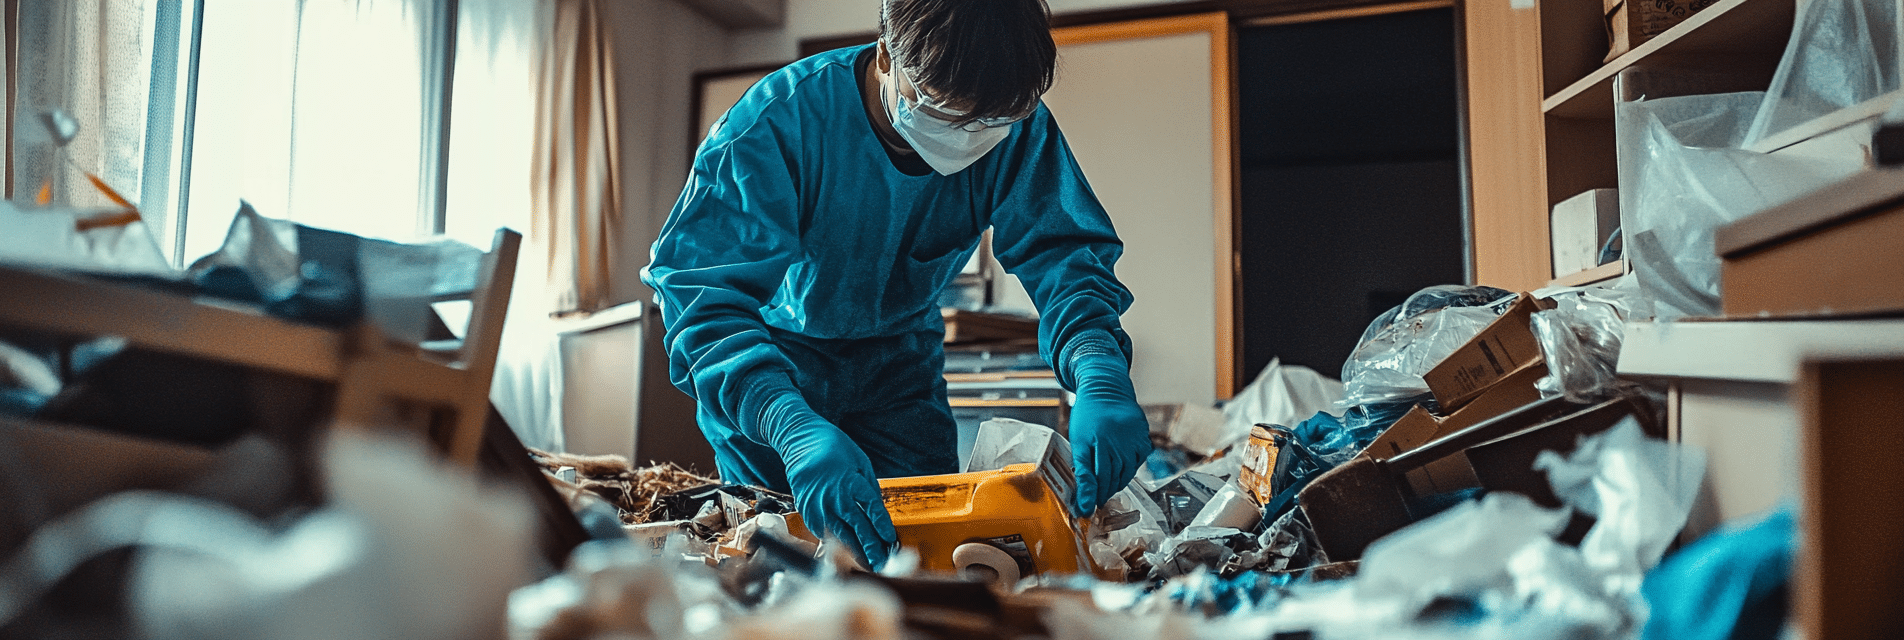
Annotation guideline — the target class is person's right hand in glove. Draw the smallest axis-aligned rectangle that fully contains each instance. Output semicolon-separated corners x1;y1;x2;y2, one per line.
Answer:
756;390;898;570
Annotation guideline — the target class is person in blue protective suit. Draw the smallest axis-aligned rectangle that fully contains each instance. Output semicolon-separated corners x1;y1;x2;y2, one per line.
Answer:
641;0;1150;570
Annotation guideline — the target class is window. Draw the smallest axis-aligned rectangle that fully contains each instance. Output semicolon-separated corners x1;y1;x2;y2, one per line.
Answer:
9;0;541;267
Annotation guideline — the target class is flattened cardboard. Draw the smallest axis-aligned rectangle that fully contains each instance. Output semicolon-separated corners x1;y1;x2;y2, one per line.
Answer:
1423;294;1546;412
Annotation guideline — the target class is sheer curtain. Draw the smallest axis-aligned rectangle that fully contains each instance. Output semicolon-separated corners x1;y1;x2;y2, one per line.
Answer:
11;0;163;215
452;0;570;453
532;0;622;315
182;0;448;263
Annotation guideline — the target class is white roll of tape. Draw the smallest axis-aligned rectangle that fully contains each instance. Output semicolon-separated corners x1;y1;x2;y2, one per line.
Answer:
951;542;1020;587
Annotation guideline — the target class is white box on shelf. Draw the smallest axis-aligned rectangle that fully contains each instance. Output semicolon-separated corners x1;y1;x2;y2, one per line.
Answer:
1550;188;1620;278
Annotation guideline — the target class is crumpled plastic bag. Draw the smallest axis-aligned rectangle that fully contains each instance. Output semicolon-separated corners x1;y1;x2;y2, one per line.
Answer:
1222;358;1343;440
0;429;536;640
1534;417;1706;595
512;537;902;640
1527;286;1631;402
1089;484;1170;578
1339;286;1518;408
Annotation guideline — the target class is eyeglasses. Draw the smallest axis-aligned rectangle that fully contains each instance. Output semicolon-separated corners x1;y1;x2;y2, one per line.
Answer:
892;59;1030;132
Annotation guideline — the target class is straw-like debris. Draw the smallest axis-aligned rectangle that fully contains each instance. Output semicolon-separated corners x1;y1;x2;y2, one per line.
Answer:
528;449;720;524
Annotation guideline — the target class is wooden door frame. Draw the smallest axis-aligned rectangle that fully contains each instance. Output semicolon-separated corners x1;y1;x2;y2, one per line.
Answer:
1052;12;1239;400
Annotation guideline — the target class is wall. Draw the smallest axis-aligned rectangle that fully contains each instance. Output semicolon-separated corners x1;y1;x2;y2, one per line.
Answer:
726;0;1204;66
601;0;734;306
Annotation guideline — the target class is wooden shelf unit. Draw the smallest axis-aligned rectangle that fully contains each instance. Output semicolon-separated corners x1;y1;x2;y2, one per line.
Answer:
1464;0;1796;290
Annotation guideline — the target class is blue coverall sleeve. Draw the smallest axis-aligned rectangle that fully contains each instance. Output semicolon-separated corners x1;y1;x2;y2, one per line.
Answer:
986;114;1138;388
642;111;806;445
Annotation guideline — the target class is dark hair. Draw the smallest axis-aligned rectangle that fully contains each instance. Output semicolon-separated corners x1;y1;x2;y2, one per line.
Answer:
880;0;1056;125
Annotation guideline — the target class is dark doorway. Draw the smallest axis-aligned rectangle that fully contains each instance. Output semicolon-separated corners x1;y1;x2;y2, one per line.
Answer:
1237;7;1466;384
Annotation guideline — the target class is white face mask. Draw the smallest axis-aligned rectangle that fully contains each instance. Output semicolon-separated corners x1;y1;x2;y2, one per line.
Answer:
880;66;1014;176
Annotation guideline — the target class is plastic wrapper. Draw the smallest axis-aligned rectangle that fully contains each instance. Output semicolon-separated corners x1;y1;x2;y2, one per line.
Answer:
1615;91;1859;320
1527;287;1632;402
1089;485;1169;578
1221;358;1344;442
0;429;535;640
1339;286;1518;407
1744;0;1903;147
0;200;177;278
1187;483;1260;531
1142;526;1255;580
1247;508;1327;574
1149;470;1224;534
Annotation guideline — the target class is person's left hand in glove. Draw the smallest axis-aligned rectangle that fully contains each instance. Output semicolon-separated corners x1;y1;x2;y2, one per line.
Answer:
1063;330;1151;517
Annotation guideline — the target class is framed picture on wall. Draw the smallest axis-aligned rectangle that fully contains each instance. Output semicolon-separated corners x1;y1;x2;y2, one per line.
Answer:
688;64;783;161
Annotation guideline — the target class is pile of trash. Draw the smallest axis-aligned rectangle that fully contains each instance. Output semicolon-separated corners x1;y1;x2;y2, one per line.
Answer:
503;283;1789;640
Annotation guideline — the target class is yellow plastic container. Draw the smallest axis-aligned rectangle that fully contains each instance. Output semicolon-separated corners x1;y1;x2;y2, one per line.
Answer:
877;462;1118;585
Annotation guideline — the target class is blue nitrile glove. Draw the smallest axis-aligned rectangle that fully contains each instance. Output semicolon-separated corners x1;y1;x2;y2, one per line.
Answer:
1064;332;1151;517
756;390;898;570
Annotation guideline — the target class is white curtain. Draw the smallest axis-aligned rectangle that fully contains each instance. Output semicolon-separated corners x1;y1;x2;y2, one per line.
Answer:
11;0;155;212
182;0;446;262
452;0;569;453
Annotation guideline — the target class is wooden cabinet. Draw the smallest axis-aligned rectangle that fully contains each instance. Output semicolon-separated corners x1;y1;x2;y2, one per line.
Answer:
1462;0;1797;290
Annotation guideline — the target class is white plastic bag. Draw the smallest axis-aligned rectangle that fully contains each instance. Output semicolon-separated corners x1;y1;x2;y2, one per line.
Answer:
1222;358;1343;433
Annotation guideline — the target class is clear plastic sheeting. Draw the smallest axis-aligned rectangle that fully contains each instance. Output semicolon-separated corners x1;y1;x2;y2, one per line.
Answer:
1222;358;1345;439
1615;91;1861;320
1527;287;1632;402
1745;0;1903;147
1338;286;1518;408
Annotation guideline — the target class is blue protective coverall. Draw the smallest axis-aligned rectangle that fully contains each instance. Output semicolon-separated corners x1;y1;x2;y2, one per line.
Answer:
642;45;1142;559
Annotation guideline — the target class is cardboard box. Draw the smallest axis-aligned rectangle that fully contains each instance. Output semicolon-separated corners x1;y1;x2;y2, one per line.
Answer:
1301;393;1602;561
1717;171;1904;319
1422;294;1547;412
1603;0;1718;62
1363;361;1548;497
1465;395;1661;508
1551;189;1620;279
1236;425;1282;506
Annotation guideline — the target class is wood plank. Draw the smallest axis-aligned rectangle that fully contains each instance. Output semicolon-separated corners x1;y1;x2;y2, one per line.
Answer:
1542;0;1795;120
0;265;344;380
1797;359;1904;640
1744;88;1903;154
1715;168;1904;257
1547;259;1626;288
1463;0;1550;291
